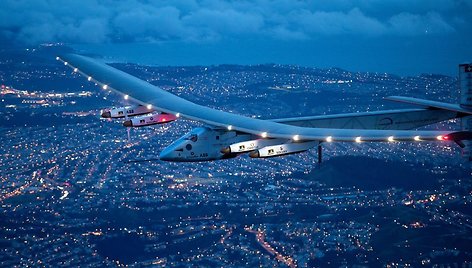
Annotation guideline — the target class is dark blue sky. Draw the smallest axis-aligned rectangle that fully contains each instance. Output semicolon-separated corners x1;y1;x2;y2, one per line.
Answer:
1;0;471;76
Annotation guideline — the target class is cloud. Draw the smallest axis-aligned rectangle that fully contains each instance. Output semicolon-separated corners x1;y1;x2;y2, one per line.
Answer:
17;18;111;44
183;9;264;37
291;8;386;35
388;12;455;35
0;0;467;45
113;6;188;41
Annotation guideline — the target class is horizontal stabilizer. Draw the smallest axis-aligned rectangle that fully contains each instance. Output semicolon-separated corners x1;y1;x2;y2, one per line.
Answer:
386;96;472;115
447;131;472;148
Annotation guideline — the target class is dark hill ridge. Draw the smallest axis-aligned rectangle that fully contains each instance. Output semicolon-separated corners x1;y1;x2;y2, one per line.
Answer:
305;156;466;191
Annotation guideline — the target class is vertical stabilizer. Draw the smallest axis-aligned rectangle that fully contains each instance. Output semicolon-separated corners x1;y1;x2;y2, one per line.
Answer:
460;63;472;108
459;63;472;161
461;116;472;161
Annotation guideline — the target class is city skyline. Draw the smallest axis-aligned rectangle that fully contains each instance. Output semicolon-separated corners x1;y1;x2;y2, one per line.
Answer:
1;1;472;266
1;48;471;266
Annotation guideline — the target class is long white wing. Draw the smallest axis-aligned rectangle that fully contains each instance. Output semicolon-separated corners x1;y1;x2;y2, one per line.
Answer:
58;54;467;143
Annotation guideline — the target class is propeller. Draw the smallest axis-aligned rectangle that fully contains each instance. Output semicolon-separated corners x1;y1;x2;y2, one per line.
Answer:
123;101;132;143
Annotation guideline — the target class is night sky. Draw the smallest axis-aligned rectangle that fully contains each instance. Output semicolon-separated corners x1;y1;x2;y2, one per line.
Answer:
1;0;471;75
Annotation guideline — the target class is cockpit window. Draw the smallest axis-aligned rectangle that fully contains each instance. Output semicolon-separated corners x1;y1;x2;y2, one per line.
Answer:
185;134;198;142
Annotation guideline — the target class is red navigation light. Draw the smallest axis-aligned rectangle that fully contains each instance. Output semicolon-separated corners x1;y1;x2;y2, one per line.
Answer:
436;135;449;141
437;135;450;141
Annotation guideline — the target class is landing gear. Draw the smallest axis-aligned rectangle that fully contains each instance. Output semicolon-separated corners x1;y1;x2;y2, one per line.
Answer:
317;142;322;165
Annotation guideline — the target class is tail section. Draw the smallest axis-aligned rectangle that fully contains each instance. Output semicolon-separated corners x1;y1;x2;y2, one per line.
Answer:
460;63;472;161
461;116;472;161
387;63;472;162
460;63;472;109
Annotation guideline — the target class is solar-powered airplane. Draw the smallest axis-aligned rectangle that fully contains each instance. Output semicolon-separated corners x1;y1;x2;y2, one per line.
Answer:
57;54;472;162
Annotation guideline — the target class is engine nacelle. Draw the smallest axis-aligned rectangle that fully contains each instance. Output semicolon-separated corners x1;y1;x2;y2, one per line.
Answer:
221;138;287;154
249;141;317;158
123;113;177;127
101;105;154;119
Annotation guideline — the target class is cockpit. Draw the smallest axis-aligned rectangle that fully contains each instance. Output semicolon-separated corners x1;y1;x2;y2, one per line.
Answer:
159;127;208;161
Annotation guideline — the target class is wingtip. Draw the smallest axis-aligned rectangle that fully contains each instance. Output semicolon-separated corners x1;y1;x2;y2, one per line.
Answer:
448;131;472;141
55;53;79;63
384;96;402;101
